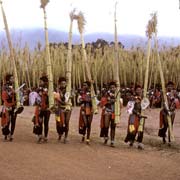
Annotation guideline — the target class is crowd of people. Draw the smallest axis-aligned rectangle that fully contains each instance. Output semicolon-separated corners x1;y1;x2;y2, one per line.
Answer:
1;73;179;150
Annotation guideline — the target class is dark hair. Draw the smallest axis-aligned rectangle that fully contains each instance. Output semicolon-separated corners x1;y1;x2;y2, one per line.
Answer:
155;83;161;90
166;81;174;87
83;81;91;87
40;75;48;83
58;77;66;83
5;73;13;83
135;84;142;90
108;81;117;87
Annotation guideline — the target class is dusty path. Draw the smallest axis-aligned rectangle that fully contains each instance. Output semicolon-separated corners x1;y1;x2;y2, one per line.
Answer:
0;106;180;180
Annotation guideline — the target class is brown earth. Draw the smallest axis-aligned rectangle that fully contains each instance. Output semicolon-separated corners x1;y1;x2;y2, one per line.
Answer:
0;106;180;180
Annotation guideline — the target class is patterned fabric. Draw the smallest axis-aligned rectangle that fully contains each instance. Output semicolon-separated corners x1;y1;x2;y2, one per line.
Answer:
78;90;93;134
1;83;17;136
1;84;16;127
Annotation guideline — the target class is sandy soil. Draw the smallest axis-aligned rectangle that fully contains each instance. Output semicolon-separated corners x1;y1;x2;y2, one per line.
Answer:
0;106;180;180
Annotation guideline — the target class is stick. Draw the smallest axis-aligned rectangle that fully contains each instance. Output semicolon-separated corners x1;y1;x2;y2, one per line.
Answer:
76;12;98;114
0;1;21;107
114;2;121;123
40;0;54;109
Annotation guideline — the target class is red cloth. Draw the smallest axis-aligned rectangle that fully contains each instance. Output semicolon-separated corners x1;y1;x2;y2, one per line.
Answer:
99;96;120;128
78;106;93;129
175;98;180;109
159;110;164;128
1;86;16;127
1;108;9;127
127;114;140;133
79;107;85;129
100;97;107;107
2;89;16;108
34;106;40;125
100;109;105;128
41;92;48;110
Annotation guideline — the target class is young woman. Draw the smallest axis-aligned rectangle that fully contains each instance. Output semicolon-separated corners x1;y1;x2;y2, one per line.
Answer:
78;81;93;145
100;81;118;147
54;77;72;143
33;75;51;143
1;74;17;141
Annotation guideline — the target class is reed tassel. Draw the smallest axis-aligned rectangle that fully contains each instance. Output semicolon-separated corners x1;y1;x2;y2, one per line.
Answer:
65;9;77;110
76;12;98;114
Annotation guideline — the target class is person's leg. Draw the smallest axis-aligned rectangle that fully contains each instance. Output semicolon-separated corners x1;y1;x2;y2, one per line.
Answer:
86;114;93;144
43;110;51;142
37;113;43;143
103;113;110;144
81;111;87;142
110;119;116;147
63;110;71;143
8;111;17;141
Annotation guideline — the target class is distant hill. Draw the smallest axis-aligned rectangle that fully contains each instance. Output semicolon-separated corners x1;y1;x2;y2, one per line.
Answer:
0;28;180;50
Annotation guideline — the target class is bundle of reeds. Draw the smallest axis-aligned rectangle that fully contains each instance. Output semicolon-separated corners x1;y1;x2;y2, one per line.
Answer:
0;5;179;96
153;13;174;141
40;0;54;109
143;13;155;98
114;2;121;123
137;13;155;134
65;9;77;110
0;0;21;107
76;12;98;114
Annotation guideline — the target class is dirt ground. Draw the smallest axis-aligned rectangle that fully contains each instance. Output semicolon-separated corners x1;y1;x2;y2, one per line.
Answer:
0;106;180;180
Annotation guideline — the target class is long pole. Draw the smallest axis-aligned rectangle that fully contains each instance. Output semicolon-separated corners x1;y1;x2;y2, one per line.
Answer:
77;12;98;114
0;1;21;107
154;34;174;142
114;2;121;124
139;30;152;134
40;0;54;108
65;10;76;110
